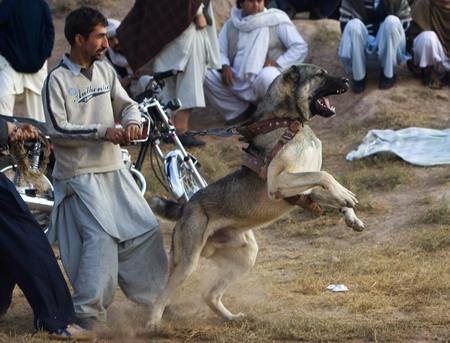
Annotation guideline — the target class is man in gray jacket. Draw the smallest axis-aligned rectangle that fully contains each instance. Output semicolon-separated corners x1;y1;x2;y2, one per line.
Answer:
42;7;168;330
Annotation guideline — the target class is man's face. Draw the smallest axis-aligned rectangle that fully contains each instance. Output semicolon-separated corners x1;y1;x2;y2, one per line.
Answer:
80;24;109;63
241;0;265;16
108;36;120;52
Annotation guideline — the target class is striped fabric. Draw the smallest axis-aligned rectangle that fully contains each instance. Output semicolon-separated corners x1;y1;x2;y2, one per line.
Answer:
364;0;375;11
339;0;411;26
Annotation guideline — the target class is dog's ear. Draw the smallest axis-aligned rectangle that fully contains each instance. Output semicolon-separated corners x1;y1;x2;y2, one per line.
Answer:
283;64;303;82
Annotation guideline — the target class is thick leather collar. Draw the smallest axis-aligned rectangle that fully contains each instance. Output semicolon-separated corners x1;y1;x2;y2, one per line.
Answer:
237;118;302;138
241;120;302;180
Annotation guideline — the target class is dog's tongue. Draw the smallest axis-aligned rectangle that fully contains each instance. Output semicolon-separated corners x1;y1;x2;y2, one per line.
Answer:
323;97;330;109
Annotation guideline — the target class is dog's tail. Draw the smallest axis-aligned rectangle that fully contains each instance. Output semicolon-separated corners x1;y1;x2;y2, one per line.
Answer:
149;196;183;221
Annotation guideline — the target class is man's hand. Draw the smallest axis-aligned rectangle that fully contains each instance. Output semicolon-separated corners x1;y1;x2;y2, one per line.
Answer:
8;122;39;142
124;123;142;143
194;12;207;30
221;65;235;87
105;127;127;145
264;58;279;68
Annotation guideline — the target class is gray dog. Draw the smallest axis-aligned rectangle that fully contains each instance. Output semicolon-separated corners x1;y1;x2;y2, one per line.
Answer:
148;63;365;328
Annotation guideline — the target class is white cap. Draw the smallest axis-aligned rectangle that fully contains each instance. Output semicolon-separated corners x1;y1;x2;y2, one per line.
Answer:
107;18;121;39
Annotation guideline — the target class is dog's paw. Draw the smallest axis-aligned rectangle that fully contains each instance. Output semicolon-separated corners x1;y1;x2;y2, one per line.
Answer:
329;184;359;208
346;216;365;232
229;312;246;321
145;319;162;332
341;208;365;232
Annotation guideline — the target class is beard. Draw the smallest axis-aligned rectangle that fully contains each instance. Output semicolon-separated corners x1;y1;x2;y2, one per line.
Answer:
91;48;106;63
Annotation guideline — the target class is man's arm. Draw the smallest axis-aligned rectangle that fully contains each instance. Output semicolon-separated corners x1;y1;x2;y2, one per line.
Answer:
217;21;236;87
42;2;55;59
218;20;232;68
108;65;143;143
274;23;309;69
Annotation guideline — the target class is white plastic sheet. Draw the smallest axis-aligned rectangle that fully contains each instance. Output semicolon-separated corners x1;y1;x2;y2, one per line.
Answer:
326;284;349;292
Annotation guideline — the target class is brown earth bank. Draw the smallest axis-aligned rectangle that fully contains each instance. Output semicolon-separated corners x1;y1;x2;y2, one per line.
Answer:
1;1;449;342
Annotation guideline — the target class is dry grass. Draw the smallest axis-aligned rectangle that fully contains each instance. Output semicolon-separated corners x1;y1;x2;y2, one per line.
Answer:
138;223;450;343
338;154;414;206
417;197;450;226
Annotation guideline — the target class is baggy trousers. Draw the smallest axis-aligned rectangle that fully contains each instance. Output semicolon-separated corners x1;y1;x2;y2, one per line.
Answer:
338;15;409;81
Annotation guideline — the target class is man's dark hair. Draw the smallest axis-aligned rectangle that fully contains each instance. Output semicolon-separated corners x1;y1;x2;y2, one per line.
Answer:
236;0;268;9
64;6;108;45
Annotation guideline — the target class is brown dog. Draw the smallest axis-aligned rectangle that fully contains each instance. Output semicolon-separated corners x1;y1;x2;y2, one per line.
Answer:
148;63;365;328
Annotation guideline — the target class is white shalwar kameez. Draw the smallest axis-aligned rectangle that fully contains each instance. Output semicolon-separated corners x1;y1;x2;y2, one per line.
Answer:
412;31;450;76
152;4;220;111
204;7;308;121
0;54;47;121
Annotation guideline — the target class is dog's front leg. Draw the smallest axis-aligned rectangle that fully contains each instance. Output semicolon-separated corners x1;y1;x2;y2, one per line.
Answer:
307;187;365;231
268;170;359;208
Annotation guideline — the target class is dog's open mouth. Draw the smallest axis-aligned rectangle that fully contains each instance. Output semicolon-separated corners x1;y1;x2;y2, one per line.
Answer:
314;96;335;116
311;82;348;118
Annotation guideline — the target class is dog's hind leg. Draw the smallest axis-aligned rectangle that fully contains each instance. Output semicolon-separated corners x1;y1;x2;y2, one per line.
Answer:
146;212;208;329
202;230;258;321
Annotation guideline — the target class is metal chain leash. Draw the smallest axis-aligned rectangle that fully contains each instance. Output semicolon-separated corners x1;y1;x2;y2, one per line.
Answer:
184;125;242;137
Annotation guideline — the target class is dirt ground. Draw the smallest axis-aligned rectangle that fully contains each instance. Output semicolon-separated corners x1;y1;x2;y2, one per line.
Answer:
1;1;449;342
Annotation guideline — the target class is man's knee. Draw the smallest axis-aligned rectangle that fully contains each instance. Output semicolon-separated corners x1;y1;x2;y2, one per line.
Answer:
415;31;439;50
382;15;402;34
344;18;366;39
255;67;280;96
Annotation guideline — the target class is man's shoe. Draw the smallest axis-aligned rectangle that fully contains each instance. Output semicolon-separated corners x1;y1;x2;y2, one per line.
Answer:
225;104;256;125
162;135;174;145
35;324;95;341
178;133;205;147
421;66;443;89
351;78;365;93
379;73;396;89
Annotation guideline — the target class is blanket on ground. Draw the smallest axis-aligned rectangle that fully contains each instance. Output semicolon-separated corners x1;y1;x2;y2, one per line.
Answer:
346;127;450;166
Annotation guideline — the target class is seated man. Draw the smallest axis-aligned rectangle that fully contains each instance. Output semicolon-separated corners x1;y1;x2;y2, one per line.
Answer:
406;0;450;89
338;0;412;93
105;18;151;98
204;0;308;125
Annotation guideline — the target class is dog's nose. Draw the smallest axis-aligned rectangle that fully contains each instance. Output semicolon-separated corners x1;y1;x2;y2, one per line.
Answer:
341;77;349;84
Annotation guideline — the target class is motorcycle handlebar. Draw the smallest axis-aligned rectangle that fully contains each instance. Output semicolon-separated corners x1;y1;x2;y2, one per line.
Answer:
152;69;178;81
